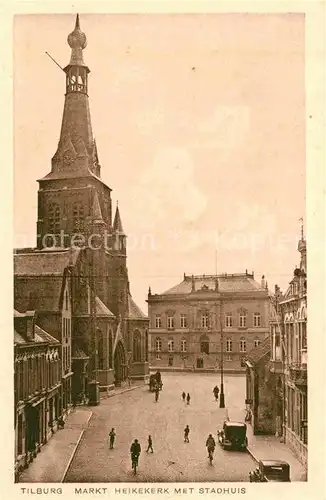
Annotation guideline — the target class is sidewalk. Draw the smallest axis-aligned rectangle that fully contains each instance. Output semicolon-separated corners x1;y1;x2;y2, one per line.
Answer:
103;380;147;399
19;407;93;483
227;407;307;482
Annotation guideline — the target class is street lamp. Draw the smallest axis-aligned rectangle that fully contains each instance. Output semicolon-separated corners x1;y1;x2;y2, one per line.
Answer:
219;300;225;408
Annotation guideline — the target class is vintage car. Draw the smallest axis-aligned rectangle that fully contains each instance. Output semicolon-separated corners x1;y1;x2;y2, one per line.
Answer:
249;460;291;482
217;421;248;450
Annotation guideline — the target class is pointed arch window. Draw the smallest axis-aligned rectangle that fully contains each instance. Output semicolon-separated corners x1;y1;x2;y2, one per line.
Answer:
108;330;113;369
133;330;141;362
73;201;85;232
97;330;104;370
145;330;148;362
48;203;61;234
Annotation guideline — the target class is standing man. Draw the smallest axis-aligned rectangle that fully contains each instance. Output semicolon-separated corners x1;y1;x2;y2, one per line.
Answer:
109;428;116;449
146;435;154;453
186;393;191;405
184;425;190;443
182;391;186;402
213;386;219;402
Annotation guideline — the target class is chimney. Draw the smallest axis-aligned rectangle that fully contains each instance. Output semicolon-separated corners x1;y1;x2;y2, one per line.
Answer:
25;311;36;342
261;275;265;288
191;275;195;292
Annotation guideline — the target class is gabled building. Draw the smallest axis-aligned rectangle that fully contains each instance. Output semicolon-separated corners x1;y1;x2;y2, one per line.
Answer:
14;15;149;406
14;310;61;478
148;271;269;371
279;231;307;466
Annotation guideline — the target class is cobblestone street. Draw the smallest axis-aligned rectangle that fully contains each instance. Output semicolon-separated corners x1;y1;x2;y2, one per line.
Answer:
64;373;256;482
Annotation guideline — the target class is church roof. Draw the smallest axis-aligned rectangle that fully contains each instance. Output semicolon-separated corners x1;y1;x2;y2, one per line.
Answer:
95;296;115;317
14;248;80;276
14;249;78;313
161;273;265;295
126;293;148;320
246;336;271;365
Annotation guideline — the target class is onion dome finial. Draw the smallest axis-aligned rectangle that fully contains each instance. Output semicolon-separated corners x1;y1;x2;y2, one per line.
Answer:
67;14;87;65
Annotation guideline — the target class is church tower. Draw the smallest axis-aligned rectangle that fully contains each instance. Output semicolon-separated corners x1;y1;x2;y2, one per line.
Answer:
36;14;112;249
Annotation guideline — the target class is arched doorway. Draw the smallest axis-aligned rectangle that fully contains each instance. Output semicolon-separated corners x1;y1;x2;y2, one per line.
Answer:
114;340;126;386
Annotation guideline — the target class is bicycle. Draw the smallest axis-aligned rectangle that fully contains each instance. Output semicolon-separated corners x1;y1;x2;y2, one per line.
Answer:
131;454;139;474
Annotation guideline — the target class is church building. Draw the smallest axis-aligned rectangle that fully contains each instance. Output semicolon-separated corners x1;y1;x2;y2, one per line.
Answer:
14;15;149;407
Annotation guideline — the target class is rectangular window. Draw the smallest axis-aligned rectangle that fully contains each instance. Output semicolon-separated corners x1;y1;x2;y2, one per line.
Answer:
155;315;162;328
201;312;209;328
168;340;174;352
226;339;232;352
225;355;232;362
240;339;247;352
180;314;187;328
239;314;247;328
155;339;162;352
181;340;187;352
156;353;161;361
253;313;261;327
254;339;261;348
167;316;175;329
225;313;232;328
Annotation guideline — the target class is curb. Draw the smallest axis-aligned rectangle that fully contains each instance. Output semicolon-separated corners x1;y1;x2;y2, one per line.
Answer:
105;385;145;398
61;430;85;483
246;445;259;463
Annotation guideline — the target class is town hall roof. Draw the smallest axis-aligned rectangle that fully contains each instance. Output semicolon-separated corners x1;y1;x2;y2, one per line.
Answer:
161;273;265;296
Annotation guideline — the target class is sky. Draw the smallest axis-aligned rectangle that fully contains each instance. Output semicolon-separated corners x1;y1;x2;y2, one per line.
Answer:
14;13;306;312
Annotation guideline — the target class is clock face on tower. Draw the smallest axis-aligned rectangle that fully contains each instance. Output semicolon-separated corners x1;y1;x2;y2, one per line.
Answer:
63;150;74;165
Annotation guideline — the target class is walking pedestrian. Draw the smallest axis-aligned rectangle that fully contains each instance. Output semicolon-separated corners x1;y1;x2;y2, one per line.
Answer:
109;428;116;449
182;391;186;402
186;393;191;405
213;385;219;402
146;435;154;453
184;425;190;443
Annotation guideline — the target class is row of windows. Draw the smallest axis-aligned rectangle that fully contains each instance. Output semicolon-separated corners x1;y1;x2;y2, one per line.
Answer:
155;354;247;363
15;354;61;402
154;338;260;353
154;312;262;329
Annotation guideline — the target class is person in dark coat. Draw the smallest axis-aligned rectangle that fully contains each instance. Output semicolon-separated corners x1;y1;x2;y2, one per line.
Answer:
184;425;190;443
186;393;191;405
130;439;141;468
213;385;219;401
146;435;154;453
109;428;116;449
182;391;186;402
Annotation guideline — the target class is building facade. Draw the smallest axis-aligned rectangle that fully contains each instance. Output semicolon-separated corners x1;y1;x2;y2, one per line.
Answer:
14;14;149;405
148;272;269;371
279;233;307;466
245;231;307;467
14;310;61;478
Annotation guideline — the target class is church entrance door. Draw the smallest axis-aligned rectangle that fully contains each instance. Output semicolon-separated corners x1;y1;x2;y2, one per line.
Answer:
114;341;126;386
